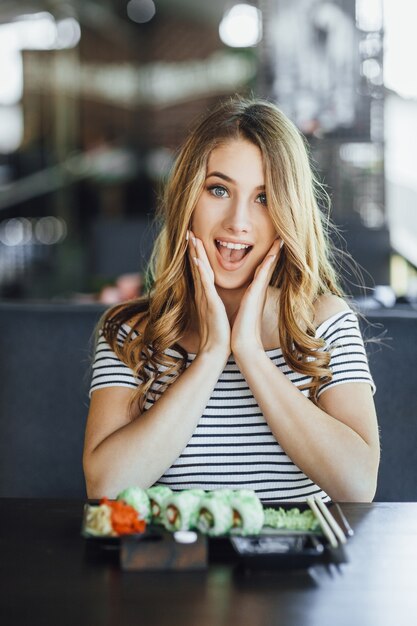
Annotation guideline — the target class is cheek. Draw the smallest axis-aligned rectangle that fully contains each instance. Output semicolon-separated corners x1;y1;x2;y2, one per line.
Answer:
191;201;216;235
190;199;206;231
260;215;278;241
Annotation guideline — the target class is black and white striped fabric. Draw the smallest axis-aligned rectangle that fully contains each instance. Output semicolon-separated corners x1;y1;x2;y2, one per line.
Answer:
90;310;375;502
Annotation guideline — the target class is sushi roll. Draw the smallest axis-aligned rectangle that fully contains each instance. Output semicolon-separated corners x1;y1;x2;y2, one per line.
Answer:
146;485;172;524
210;488;233;502
163;489;205;531
84;499;146;537
85;503;115;537
117;486;151;522
196;492;233;536
230;489;264;536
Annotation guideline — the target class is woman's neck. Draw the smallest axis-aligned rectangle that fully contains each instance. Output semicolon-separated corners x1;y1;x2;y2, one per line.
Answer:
188;285;280;329
215;284;247;323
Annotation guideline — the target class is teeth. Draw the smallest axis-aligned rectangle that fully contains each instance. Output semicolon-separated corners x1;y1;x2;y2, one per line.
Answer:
216;240;251;250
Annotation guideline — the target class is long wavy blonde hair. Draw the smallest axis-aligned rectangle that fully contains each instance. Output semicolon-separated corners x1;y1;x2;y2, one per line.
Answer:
102;96;345;413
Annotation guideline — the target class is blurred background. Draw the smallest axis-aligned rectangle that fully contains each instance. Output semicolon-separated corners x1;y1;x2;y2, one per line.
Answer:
0;0;416;305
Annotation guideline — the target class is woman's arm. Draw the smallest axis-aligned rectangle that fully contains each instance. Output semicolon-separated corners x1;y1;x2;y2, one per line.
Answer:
234;349;380;502
84;233;231;498
233;295;380;502
83;349;227;498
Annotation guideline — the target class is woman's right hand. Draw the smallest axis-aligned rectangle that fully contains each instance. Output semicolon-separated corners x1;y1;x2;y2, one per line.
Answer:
188;230;231;362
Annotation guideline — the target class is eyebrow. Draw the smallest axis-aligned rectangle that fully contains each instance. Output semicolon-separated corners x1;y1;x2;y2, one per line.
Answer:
206;171;265;190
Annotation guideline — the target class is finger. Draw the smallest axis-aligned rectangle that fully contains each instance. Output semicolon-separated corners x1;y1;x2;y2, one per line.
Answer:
188;229;200;257
256;240;280;273
191;250;223;312
189;235;217;301
191;235;215;283
252;240;281;288
269;237;282;256
192;254;218;302
188;229;198;259
187;231;204;290
188;232;204;302
188;230;203;280
187;232;210;292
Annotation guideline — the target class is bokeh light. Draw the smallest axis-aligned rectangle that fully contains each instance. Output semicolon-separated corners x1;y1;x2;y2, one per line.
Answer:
219;4;262;48
127;0;156;24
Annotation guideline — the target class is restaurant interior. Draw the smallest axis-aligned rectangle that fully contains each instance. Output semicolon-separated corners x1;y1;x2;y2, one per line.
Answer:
1;1;417;624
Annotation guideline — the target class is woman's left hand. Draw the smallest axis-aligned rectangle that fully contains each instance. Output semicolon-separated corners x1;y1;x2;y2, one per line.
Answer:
230;238;282;357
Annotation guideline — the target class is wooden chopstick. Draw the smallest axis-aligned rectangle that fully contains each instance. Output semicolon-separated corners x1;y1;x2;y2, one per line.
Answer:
306;497;338;549
314;497;347;545
333;502;354;537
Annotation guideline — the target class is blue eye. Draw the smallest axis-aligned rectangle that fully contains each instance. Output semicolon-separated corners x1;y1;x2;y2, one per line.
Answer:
257;192;267;205
208;185;229;198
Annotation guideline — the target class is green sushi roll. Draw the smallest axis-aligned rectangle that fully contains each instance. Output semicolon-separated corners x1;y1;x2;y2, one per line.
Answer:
196;493;233;536
117;486;151;522
146;485;172;524
210;488;233;502
163;489;205;531
230;489;264;536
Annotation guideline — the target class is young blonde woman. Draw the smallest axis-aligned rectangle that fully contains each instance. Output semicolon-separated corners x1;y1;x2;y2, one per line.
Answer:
84;97;380;503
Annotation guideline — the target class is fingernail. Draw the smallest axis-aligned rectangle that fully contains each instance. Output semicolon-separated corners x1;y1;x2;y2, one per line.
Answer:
192;237;197;246
193;256;199;266
280;241;284;249
270;254;277;262
186;230;189;242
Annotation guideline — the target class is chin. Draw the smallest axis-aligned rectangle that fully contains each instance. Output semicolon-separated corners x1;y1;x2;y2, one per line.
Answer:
213;270;254;291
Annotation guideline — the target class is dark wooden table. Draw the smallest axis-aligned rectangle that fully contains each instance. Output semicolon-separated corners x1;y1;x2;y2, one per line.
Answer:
1;499;417;626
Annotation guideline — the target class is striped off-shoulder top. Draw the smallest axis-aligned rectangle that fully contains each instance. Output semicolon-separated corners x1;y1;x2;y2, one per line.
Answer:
90;309;376;502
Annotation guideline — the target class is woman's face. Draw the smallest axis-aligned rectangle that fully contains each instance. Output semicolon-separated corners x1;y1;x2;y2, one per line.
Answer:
191;138;278;290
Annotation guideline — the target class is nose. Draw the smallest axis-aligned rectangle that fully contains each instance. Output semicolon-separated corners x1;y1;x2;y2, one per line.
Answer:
222;195;252;235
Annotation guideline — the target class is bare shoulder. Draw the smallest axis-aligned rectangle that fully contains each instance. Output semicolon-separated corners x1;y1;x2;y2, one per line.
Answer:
313;294;351;329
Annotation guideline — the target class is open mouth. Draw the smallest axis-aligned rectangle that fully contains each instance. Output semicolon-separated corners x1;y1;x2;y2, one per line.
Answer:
215;239;253;265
